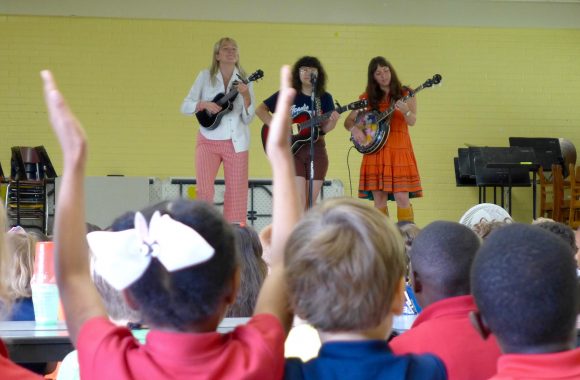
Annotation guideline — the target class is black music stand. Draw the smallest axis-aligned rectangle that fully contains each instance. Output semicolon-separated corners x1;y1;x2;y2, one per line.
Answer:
509;137;565;177
473;146;536;216
456;147;504;204
454;157;476;187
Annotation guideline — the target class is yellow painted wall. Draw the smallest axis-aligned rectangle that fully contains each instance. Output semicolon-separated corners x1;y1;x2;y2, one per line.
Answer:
1;15;579;226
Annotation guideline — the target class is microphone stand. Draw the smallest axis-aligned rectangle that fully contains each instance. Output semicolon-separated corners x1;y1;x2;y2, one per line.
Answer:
308;72;317;209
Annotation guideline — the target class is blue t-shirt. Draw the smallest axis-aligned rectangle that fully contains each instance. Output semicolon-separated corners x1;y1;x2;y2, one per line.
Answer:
285;340;446;380
9;297;35;321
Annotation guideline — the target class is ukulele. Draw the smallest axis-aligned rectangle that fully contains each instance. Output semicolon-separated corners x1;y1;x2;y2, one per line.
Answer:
195;69;264;130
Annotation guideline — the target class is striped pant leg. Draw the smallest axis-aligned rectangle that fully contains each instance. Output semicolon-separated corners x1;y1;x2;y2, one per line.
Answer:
195;133;222;206
222;143;249;224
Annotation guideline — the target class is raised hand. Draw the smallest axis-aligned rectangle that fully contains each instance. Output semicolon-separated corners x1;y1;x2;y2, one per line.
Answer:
41;70;107;345
41;70;87;168
266;65;295;158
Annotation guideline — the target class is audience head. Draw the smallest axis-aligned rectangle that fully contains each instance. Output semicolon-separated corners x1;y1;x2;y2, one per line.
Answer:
471;219;510;240
226;224;267;317
285;197;406;332
5;227;37;299
533;220;578;254
91;269;142;324
397;221;421;256
89;199;238;332
471;223;579;353
575;228;580;269
409;221;480;308
0;203;12;317
459;203;512;235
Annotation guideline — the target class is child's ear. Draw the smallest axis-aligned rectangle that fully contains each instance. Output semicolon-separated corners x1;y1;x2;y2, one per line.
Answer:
469;310;492;340
411;270;422;294
122;289;140;311
224;267;241;305
390;277;406;315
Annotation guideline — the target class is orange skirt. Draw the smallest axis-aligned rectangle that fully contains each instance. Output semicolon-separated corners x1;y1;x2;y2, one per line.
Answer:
358;129;422;201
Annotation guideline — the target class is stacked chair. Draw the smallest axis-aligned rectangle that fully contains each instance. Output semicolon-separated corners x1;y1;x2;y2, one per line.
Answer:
5;146;56;234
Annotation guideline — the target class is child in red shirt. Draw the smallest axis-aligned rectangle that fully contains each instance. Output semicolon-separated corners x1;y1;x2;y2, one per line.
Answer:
40;66;300;380
471;223;580;380
390;221;501;380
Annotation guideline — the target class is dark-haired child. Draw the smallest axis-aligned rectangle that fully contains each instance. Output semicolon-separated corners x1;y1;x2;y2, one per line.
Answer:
390;221;501;380
283;197;446;379
43;65;300;380
471;223;580;379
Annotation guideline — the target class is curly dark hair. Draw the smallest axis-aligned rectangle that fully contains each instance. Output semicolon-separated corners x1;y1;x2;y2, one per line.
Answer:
291;56;327;95
111;199;238;331
366;56;403;111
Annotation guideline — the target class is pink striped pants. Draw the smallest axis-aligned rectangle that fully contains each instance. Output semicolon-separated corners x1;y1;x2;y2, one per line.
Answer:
195;133;248;223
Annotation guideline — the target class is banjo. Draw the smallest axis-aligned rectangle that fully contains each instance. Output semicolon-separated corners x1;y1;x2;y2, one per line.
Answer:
351;74;442;155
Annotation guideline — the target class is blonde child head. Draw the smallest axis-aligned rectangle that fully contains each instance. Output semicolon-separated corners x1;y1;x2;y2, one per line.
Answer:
285;197;406;332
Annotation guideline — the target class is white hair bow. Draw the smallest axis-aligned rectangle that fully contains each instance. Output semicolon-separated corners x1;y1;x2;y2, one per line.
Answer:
87;211;215;290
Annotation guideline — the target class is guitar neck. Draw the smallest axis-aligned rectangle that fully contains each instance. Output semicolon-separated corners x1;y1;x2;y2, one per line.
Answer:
217;88;240;106
377;85;425;122
297;105;346;132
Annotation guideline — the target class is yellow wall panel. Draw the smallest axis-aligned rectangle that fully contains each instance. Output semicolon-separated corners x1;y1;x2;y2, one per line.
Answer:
1;15;579;225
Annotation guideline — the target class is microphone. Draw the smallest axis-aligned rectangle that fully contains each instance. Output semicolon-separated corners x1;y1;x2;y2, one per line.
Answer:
310;72;317;85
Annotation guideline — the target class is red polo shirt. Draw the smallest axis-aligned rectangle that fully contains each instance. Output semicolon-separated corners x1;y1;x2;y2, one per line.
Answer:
390;295;501;380
0;340;42;379
490;348;580;379
77;313;285;380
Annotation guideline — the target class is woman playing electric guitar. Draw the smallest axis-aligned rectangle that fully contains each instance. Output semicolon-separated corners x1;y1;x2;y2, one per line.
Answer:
256;56;339;210
344;56;422;223
180;37;255;224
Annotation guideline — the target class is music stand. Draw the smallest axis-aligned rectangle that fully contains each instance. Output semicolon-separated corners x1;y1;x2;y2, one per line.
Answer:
509;137;565;177
473;146;537;216
454;157;476;187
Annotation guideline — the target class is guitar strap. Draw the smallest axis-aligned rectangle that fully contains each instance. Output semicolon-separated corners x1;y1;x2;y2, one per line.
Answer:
314;96;325;136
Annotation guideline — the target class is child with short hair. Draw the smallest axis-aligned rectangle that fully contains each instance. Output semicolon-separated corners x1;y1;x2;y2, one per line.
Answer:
283;197;446;379
390;221;501;380
471;223;580;379
42;64;300;380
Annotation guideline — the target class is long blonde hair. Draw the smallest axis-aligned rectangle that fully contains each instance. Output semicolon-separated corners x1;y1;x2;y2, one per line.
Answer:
5;227;37;298
0;203;13;318
209;37;246;84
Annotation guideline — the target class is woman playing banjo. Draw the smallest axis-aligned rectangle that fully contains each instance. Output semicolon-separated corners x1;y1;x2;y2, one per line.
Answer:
344;56;422;222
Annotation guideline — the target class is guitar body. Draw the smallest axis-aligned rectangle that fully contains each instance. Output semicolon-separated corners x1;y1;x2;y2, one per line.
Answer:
351;111;392;155
261;99;369;155
195;93;235;130
290;112;322;155
260;112;321;156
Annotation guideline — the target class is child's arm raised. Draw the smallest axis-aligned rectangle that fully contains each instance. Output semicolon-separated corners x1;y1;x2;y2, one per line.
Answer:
253;65;299;333
41;70;107;345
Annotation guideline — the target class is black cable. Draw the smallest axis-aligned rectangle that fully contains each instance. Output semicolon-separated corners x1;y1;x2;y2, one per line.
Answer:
346;145;356;197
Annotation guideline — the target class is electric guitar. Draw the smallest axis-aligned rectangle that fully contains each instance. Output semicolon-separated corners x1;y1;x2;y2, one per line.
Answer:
351;74;442;155
195;69;264;130
261;99;368;155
